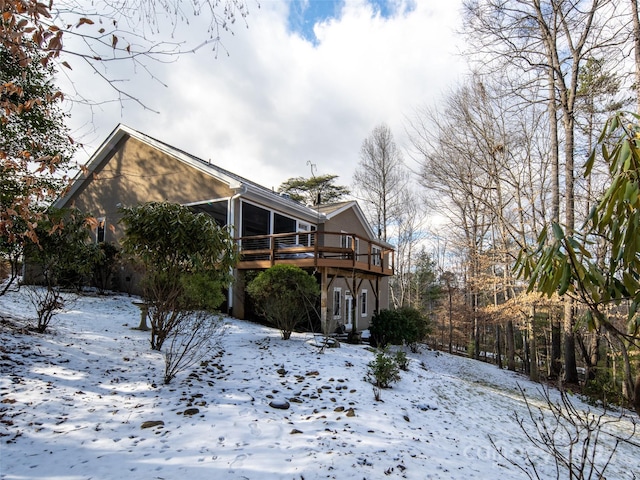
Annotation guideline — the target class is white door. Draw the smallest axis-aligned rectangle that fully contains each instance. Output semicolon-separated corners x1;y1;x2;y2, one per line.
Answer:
345;292;353;328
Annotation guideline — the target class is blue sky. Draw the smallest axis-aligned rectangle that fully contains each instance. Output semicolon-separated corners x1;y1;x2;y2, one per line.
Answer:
287;0;406;43
64;0;464;191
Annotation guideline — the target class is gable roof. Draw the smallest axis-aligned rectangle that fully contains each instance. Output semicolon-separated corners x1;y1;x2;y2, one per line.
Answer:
318;200;393;247
57;124;390;246
57;124;321;222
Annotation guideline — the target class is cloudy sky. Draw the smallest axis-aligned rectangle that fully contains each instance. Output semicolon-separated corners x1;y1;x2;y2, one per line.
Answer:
63;0;466;192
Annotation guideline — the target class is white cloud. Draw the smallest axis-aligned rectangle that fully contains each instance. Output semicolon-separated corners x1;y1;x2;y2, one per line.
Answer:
63;0;466;191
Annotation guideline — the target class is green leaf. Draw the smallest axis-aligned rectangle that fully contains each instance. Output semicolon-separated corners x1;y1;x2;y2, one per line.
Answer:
585;148;596;177
551;223;564;241
558;262;571;296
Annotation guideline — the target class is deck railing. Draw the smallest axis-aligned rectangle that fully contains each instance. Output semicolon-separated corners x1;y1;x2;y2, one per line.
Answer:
235;231;394;275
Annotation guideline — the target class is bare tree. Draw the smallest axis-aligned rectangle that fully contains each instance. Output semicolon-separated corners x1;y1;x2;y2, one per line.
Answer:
491;385;639;480
1;0;252;254
409;76;548;361
632;0;640;113
3;0;253;107
463;0;626;384
353;124;408;243
163;312;225;384
390;186;426;308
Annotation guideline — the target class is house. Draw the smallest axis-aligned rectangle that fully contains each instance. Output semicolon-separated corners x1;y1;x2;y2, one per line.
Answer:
55;124;395;333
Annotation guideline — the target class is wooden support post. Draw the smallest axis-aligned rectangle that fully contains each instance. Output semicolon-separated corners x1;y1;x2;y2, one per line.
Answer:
321;268;328;335
375;276;380;314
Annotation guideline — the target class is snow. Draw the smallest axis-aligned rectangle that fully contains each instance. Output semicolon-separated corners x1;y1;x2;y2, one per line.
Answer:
1;289;638;479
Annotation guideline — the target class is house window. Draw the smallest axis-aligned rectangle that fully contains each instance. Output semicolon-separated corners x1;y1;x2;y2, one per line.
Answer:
96;217;106;243
189;200;228;226
297;222;314;246
274;213;296;235
241;201;270;237
341;232;358;259
372;245;382;266
241;202;271;251
333;288;342;318
341;233;352;249
360;290;368;317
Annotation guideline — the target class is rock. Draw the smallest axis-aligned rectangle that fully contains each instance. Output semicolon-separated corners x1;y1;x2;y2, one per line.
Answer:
183;408;200;416
269;400;290;410
346;408;356;417
141;420;164;429
290;429;303;434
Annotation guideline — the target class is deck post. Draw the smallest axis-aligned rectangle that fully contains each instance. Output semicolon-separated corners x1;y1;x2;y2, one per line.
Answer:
352;270;358;333
320;268;328;334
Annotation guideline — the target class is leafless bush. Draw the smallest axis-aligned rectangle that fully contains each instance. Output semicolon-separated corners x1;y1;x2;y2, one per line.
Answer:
490;384;638;480
162;312;225;384
24;285;67;333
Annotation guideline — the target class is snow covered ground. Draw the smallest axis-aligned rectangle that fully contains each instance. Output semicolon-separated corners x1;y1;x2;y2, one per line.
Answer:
1;289;638;480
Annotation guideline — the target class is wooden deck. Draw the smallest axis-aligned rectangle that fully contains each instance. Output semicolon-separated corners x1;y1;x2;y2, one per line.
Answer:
235;231;394;276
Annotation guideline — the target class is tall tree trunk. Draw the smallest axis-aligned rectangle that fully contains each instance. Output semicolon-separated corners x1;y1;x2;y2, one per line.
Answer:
548;73;560;224
634;369;640;415
506;319;516;371
563;300;579;384
448;288;453;355
562;105;579;385
588;333;600;383
496;324;503;369
620;339;634;404
632;0;640;113
529;306;539;382
523;328;530;375
473;292;480;360
630;0;640;414
550;321;562;379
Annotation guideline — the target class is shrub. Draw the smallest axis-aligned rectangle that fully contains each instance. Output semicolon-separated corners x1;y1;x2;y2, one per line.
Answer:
395;350;409;371
369;307;430;349
582;367;625;408
120;202;237;350
24;207;94;332
367;348;401;388
163;312;225;384
246;264;319;339
369;309;403;348
398;306;431;351
491;385;638;479
92;242;120;293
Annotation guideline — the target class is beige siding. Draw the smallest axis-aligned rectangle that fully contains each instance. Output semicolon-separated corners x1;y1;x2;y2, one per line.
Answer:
56;130;393;325
326;275;391;332
323;208;370;254
324;208;369;236
64;136;233;242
